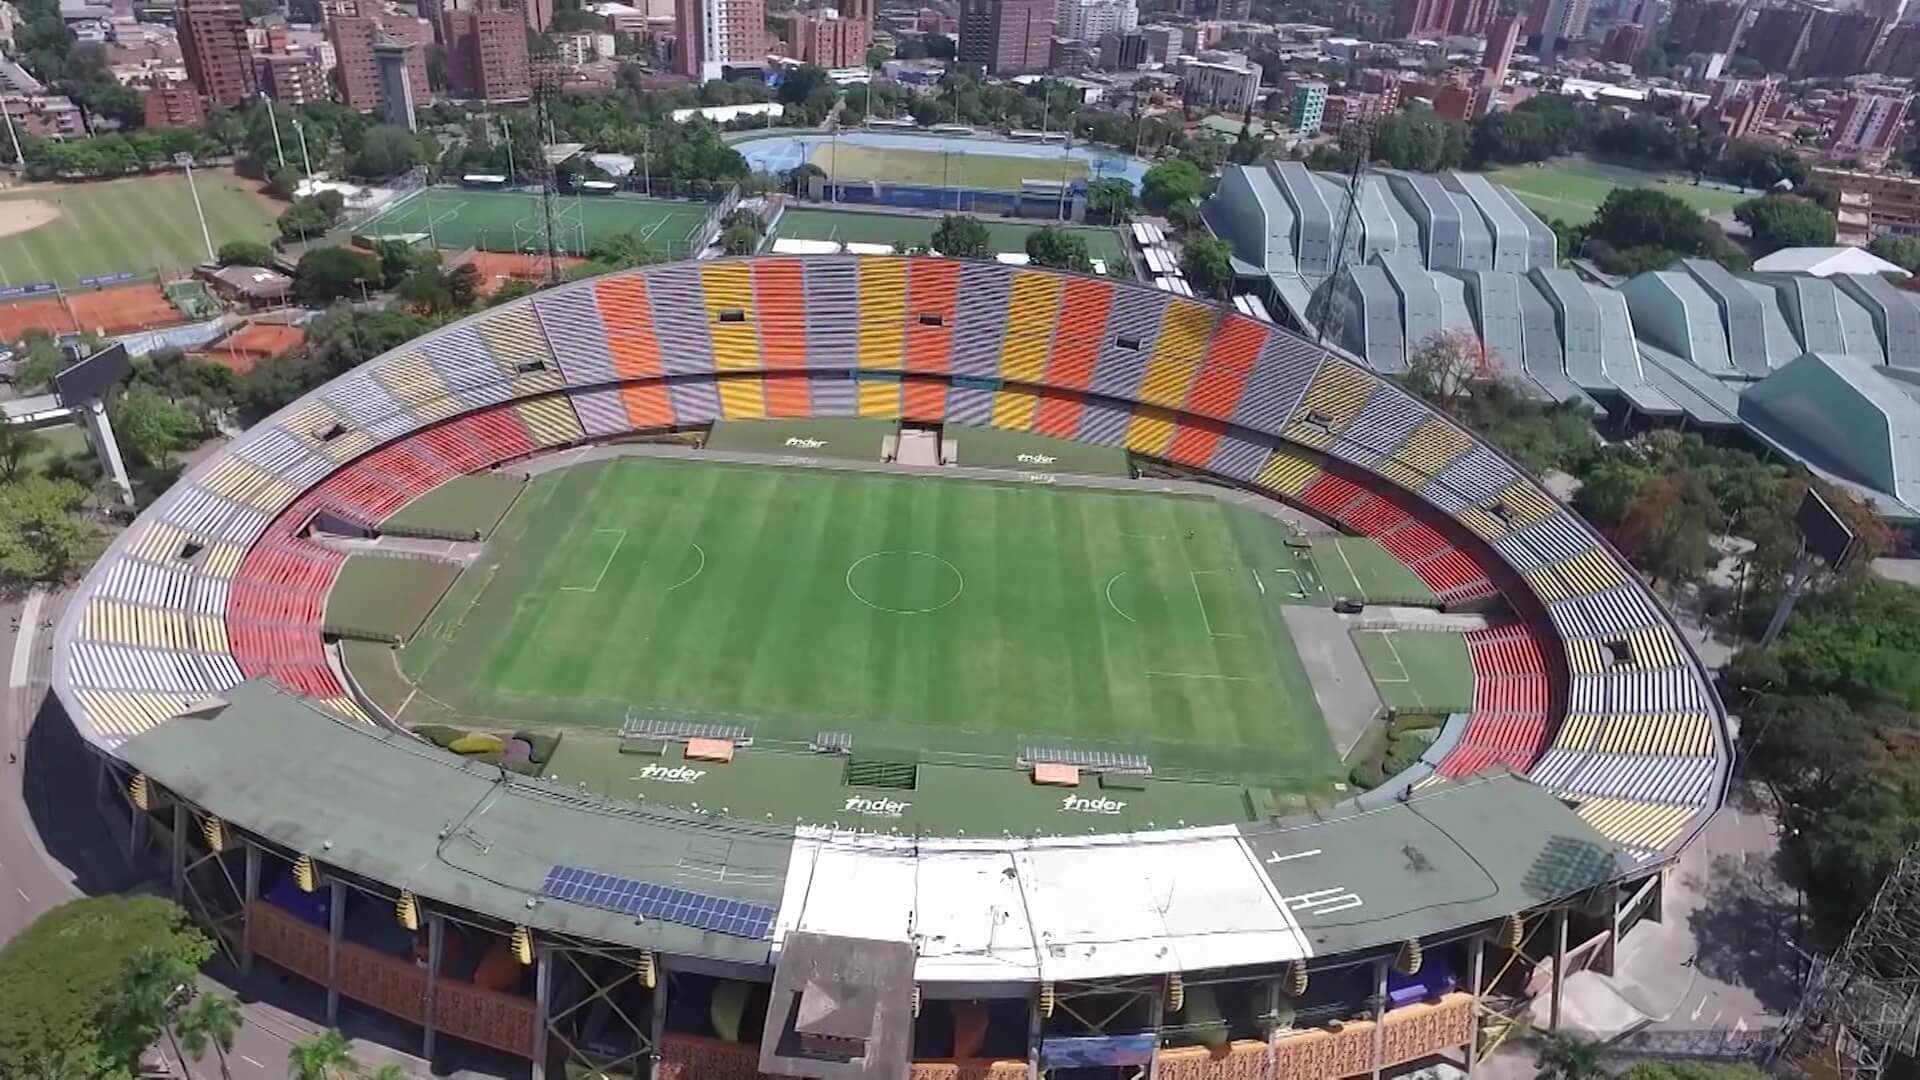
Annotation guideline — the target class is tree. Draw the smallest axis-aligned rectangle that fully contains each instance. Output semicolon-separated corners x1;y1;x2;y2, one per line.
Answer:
1536;1035;1605;1080
287;1030;358;1080
1180;234;1235;299
865;43;890;68
276;193;342;241
1025;226;1092;272
111;946;200;1079
1371;109;1467;172
1086;178;1133;225
0;896;214;1079
12;332;63;391
112;389;201;469
1400;328;1494;411
176;994;243;1080
349;126;422;179
720;221;759;255
0;475;104;582
216;240;275;267
294;247;380;305
930;213;990;258
1613;469;1723;589
1735;194;1836;256
0;424;42;482
1870;233;1920;274
1139;158;1207;212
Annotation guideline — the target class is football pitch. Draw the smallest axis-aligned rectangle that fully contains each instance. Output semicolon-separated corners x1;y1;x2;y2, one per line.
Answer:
0;171;278;285
810;144;1090;192
773;208;1129;269
1485;155;1748;226
359;188;713;256
389;457;1338;783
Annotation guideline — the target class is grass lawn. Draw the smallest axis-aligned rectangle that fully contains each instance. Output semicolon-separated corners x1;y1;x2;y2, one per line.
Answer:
811;144;1088;192
382;473;526;539
20;424;88;476
773;207;1129;268
1351;629;1474;714
326;556;463;643
0;172;279;285
382;457;1336;784
1309;536;1437;606
1485;156;1749;226
360;188;713;256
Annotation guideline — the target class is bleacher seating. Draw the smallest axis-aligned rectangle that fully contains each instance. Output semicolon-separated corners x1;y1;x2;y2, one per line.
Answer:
53;255;1726;864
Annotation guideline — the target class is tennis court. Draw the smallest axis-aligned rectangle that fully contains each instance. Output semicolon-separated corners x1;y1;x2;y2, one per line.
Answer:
359;188;715;256
1351;629;1473;714
772;207;1129;268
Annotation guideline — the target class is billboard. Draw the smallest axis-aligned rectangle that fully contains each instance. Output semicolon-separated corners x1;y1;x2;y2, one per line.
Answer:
1795;486;1860;571
54;342;132;405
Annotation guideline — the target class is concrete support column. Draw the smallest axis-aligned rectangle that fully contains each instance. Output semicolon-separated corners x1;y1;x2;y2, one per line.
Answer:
240;842;260;977
80;397;132;503
169;801;186;902
649;962;669;1080
1465;934;1486;1076
532;946;553;1080
1370;958;1389;1080
1146;988;1165;1080
129;798;147;865
1550;907;1569;1033
325;881;345;1027
1026;994;1043;1080
423;913;444;1062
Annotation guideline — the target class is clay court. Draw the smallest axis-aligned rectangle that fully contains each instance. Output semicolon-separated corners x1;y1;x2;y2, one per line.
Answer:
0;296;77;342
451;250;588;296
66;283;180;335
196;322;304;374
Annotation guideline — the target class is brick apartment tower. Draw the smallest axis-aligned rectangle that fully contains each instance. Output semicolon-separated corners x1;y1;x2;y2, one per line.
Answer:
1391;0;1453;39
1481;11;1520;84
177;0;260;107
332;15;432;112
444;3;531;101
675;0;767;80
958;0;1052;74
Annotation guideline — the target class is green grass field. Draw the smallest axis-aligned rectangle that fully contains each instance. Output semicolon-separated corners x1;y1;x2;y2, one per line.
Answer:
382;473;525;540
773;207;1129;269
1486;156;1749;226
1351;629;1474;714
1310;536;1437;606
381;457;1336;783
360;188;713;256
325;556;463;642
811;144;1089;192
0;172;278;285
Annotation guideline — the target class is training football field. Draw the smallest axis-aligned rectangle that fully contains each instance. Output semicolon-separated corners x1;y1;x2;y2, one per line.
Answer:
0;171;278;286
396;457;1336;783
360;188;713;256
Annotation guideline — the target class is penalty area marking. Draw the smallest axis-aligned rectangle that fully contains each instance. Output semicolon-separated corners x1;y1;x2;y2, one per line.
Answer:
1189;570;1243;638
1356;629;1410;683
560;528;627;592
1104;572;1135;623
845;551;965;615
1145;670;1256;681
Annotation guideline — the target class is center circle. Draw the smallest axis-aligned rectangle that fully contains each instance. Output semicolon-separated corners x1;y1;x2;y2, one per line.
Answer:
845;551;965;615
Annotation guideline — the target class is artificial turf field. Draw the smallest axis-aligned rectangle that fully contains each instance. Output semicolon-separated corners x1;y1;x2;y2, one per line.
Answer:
772;207;1129;269
387;456;1338;783
1351;629;1474;714
359;188;713;256
1484;155;1748;226
809;144;1090;192
0;171;278;285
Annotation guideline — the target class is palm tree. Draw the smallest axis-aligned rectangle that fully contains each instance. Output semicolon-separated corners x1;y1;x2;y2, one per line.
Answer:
175;994;243;1080
287;1030;358;1080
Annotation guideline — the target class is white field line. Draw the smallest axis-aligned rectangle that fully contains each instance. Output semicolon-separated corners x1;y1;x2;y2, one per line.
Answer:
1188;569;1243;638
560;528;627;593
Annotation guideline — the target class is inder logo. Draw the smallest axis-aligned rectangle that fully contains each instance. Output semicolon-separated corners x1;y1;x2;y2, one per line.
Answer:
1060;795;1127;815
843;796;911;818
785;437;828;448
634;764;705;784
1016;453;1059;465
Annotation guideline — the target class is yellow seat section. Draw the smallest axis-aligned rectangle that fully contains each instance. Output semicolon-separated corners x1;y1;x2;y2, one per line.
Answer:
718;375;767;419
857;258;908;370
702;262;761;370
201;458;297;514
1139;300;1211;408
990;387;1039;431
76;690;194;741
203;543;245;579
322;697;374;724
132;522;189;562
1602;712;1714;756
1564;639;1609;675
1285;363;1374;448
476;304;555;376
1494;481;1556;527
1256;449;1321;497
857;378;901;417
1373;456;1429;493
1575;797;1695;853
1395;417;1472;478
1551;712;1608;751
1555;547;1623;596
83;599;221;651
1623;626;1682;669
318;428;376;462
1522;563;1572;604
374;351;453;412
1456;505;1508;542
512;397;584;447
998;272;1060;384
1123;407;1176;456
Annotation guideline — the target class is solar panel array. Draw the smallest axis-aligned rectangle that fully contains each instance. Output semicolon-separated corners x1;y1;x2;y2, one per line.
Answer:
541;865;776;940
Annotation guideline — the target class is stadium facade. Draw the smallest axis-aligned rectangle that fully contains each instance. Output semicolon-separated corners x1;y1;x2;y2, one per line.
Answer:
1208;161;1920;522
54;256;1728;1079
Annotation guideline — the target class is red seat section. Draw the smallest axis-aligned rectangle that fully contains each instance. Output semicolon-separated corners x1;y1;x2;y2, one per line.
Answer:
1436;625;1554;778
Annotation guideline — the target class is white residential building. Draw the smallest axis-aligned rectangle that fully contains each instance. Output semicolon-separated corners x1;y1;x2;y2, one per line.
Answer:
1058;0;1137;42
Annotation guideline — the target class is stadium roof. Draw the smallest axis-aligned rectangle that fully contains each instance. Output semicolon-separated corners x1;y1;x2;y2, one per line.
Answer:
1752;246;1911;278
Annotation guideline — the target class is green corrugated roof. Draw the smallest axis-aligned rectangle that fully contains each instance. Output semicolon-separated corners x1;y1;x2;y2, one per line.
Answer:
119;681;793;963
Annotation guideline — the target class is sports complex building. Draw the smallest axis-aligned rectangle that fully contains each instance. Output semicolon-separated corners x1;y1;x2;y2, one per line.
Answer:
1209;161;1920;523
53;254;1729;1080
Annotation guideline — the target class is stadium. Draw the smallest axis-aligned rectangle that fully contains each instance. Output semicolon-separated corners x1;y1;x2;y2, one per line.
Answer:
51;254;1729;1080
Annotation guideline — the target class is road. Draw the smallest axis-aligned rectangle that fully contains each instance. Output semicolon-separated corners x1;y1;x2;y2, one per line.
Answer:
0;588;431;1079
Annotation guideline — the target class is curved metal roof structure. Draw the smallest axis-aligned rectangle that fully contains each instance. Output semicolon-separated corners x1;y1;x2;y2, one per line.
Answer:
53;255;1730;981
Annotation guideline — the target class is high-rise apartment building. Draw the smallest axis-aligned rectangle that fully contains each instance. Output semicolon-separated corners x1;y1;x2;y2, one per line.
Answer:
1832;86;1910;158
1448;0;1492;34
1601;21;1648;62
1874;22;1920;76
1798;10;1884;76
1289;79;1325;134
1742;4;1813;73
332;13;431;112
177;0;259;106
523;0;552;30
959;0;1053;73
1391;0;1452;38
142;81;206;128
781;5;870;66
1525;0;1590;56
1666;0;1742;53
675;0;766;80
443;5;530;100
1059;0;1136;42
260;52;328;102
1481;11;1520;84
